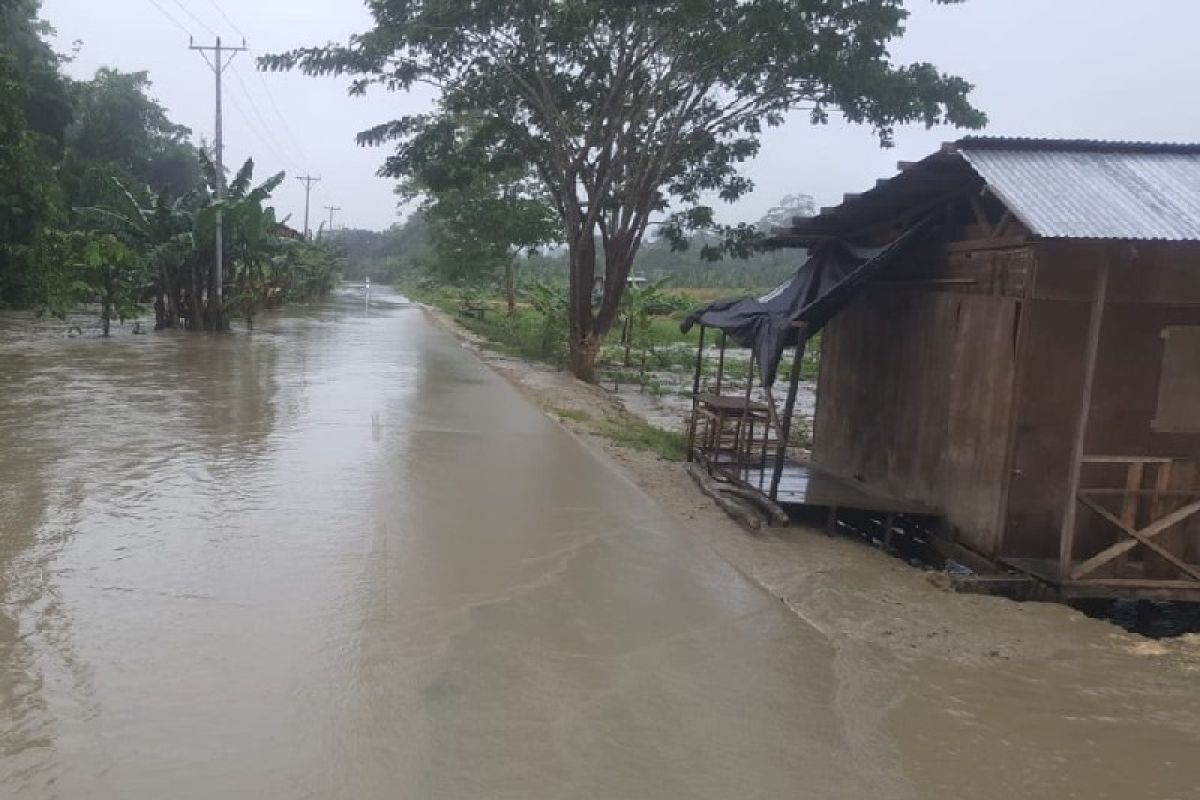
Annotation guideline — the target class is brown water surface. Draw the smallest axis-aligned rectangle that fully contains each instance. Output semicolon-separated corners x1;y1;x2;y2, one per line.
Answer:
1;298;1197;798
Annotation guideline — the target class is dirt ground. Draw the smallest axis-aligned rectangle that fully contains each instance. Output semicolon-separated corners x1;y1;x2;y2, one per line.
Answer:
420;304;1200;676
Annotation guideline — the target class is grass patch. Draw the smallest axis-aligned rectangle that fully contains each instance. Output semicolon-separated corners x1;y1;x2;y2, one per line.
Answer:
407;283;568;365
551;402;686;462
552;407;593;423
594;414;688;462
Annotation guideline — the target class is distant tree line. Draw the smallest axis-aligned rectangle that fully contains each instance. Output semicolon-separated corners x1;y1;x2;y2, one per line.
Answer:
329;193;815;292
0;0;337;333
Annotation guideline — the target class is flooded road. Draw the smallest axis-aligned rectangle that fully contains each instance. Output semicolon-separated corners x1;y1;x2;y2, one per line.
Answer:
1;299;1198;798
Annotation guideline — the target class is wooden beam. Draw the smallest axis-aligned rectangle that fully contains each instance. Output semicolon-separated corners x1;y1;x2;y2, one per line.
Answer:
1082;455;1179;464
1081;488;1200;497
1074;495;1200;581
1152;462;1173;521
968;193;991;228
1058;249;1110;583
1119;462;1144;529
1069;578;1200;589
944;236;1032;253
990;210;1014;239
897;160;918;171
1070;497;1200;580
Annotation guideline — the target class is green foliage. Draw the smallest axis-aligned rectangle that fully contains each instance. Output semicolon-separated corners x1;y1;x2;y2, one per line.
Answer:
618;277;691;368
24;229;145;333
522;281;570;363
276;241;339;303
327;214;431;283
594;415;688;462
61;69;201;214
0;2;218;322
0;0;73;153
75;232;144;335
552;407;592;424
408;163;561;283
0;51;62;307
214;163;288;328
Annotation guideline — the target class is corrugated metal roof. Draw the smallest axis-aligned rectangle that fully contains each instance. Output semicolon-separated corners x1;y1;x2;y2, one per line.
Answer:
957;141;1200;240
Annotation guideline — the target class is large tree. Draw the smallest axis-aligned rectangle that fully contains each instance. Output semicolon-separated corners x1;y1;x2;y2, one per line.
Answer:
62;69;201;213
268;0;985;380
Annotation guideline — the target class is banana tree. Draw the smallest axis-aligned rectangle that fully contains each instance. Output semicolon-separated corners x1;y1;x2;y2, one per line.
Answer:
618;277;690;369
193;159;286;329
84;182;197;329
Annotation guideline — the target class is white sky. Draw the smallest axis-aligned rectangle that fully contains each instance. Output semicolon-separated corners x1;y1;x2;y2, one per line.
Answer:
40;0;1200;232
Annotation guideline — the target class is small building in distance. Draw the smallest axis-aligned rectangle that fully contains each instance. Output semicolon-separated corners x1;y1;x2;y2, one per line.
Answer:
774;137;1200;601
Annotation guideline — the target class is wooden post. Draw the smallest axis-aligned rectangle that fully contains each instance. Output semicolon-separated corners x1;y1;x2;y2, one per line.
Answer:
686;325;706;462
691;325;706;396
1058;251;1110;584
770;324;810;500
715;332;728;395
734;352;756;465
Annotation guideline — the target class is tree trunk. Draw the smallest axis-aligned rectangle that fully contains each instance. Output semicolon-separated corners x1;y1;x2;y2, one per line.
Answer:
504;259;516;316
101;271;112;337
568;332;602;383
622;317;632;367
566;231;599;381
188;261;203;330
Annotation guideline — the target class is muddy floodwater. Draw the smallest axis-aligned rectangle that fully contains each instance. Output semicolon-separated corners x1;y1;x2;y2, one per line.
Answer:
1;296;1198;799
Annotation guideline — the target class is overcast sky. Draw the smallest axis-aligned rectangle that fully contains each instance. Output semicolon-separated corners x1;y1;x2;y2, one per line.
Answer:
40;0;1200;232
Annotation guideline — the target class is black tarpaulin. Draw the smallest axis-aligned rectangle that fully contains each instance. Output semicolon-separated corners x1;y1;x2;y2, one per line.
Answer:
681;220;931;386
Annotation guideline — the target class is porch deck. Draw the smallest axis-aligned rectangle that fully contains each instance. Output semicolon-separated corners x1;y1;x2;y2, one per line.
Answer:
713;457;937;517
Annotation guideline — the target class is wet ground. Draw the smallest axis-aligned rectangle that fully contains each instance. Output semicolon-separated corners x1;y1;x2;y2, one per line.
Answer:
2;296;1198;798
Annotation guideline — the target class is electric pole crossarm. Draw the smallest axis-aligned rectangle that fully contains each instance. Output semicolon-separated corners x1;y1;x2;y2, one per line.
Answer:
297;175;321;240
324;205;342;236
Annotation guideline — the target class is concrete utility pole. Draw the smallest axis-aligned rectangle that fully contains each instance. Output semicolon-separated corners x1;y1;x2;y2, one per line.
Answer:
324;205;342;236
296;175;321;239
190;36;247;328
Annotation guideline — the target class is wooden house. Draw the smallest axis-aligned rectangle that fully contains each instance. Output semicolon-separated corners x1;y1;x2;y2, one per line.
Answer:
774;138;1200;601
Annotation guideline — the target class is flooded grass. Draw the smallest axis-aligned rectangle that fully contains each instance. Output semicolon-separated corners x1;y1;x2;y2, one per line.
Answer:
551;407;592;424
552;405;686;462
595;415;688;461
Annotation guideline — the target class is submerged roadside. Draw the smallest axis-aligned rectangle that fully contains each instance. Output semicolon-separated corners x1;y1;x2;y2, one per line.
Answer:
421;303;1200;797
419;302;1200;667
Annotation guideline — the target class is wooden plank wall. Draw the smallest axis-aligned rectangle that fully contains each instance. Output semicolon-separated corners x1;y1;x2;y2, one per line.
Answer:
812;246;1027;556
1003;241;1200;568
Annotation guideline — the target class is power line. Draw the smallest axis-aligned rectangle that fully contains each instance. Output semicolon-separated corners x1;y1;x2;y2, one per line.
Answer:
228;61;300;169
247;48;312;167
223;85;297;174
144;0;194;38
203;0;247;39
168;0;220;38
